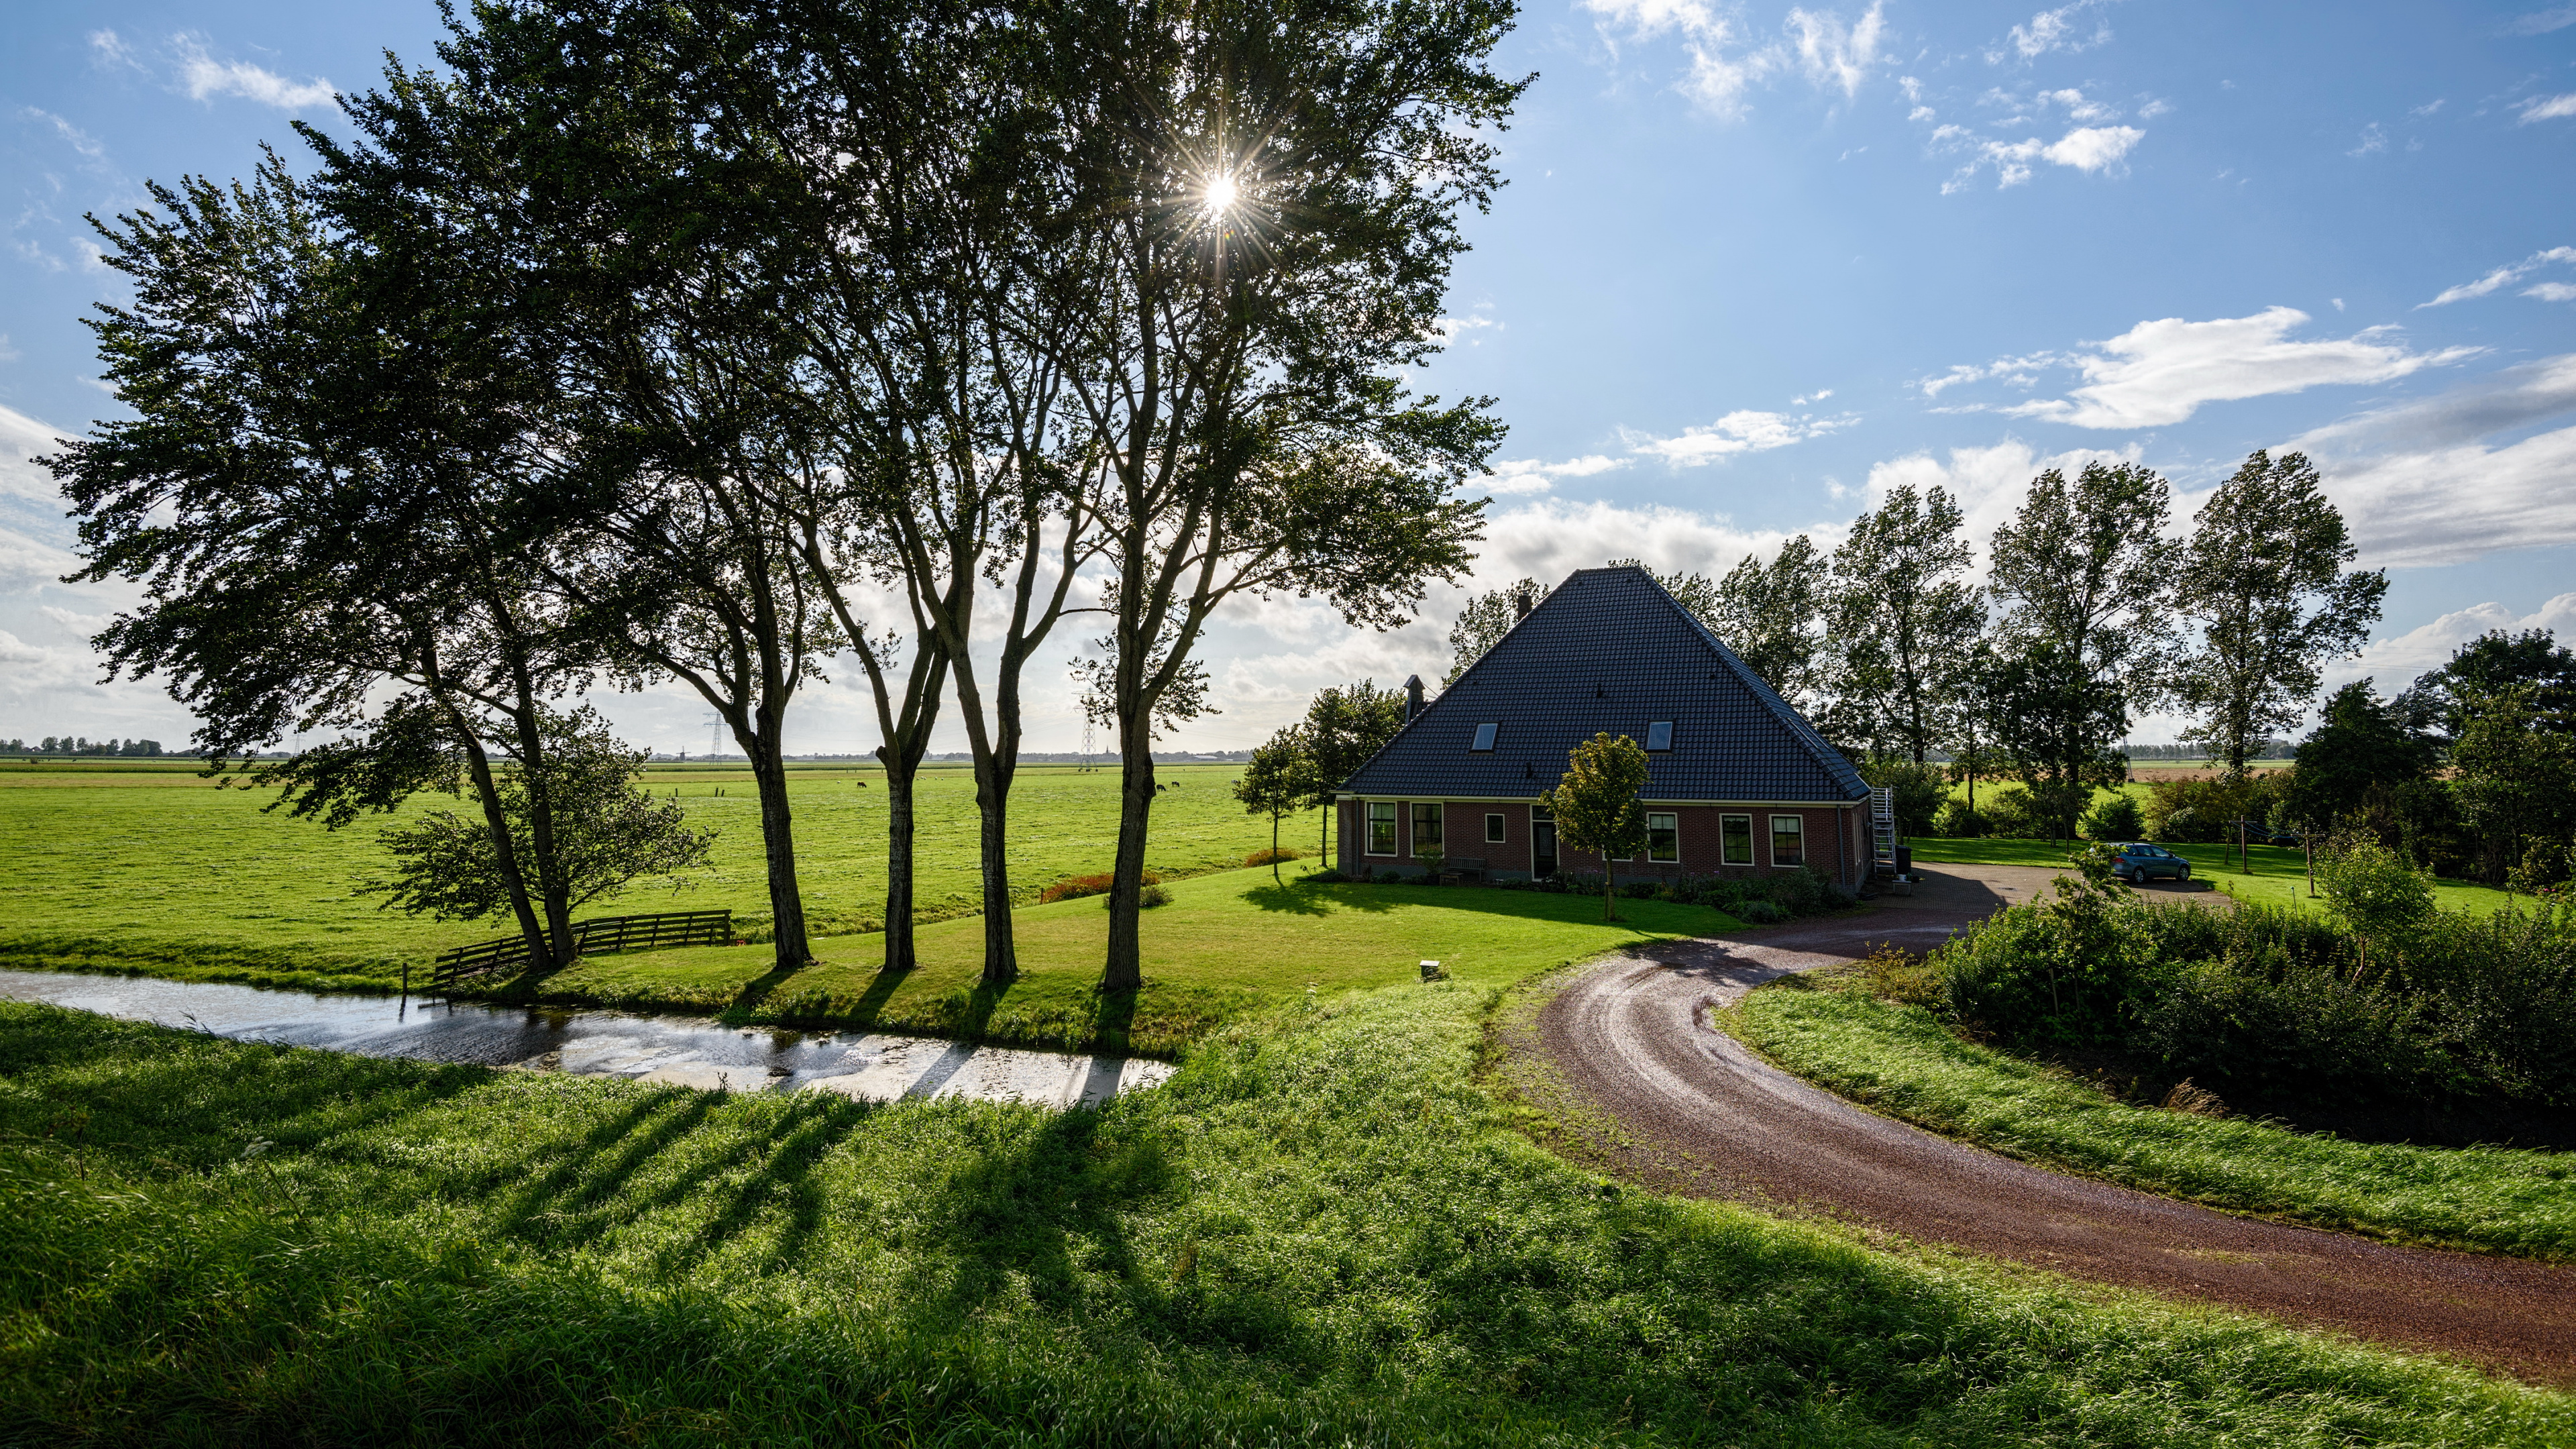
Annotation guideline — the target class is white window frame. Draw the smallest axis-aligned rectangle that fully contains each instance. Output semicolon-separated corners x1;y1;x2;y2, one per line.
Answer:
1770;813;1805;867
1366;801;1398;856
1485;812;1506;845
1721;812;1754;865
1646;811;1679;863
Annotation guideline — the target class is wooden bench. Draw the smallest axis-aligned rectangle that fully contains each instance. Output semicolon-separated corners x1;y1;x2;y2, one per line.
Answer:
1441;855;1487;883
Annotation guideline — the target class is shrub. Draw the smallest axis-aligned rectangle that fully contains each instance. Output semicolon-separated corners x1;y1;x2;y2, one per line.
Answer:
1735;899;1786;924
1136;883;1172;909
2081;792;2145;841
1041;870;1161;904
2316;838;2436;955
1244;847;1305;867
1621;881;1660;899
2129;960;2458;1105
1373;870;1405;884
1981;786;2043;839
1860;941;1942;1007
1933;799;1988;838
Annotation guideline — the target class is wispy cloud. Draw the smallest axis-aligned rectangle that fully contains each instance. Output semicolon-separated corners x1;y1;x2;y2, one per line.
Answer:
1623;409;1852;466
1483;454;1628;495
2504;5;2576;36
1992;0;2116;63
2518;92;2576;124
1583;0;1888;117
2348;123;2387;157
2419;246;2576;307
171;34;337;111
1786;2;1886;98
87;29;142;72
1930;307;2479;430
1937;123;2144;191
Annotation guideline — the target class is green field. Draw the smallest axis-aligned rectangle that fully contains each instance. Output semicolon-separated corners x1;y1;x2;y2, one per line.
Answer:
1728;973;2576;1260
0;760;1318;983
7;985;2567;1443
1906;829;2519;916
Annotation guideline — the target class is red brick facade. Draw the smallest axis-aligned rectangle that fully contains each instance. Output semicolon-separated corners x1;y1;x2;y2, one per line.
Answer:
1338;796;1868;888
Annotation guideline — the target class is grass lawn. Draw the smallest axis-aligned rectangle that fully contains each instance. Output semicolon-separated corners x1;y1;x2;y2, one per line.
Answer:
1904;833;2520;916
453;864;1742;1057
1727;973;2576;1261
6;989;2567;1443
0;760;1319;989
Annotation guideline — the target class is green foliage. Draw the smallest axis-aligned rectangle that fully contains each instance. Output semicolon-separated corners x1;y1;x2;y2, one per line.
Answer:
2316;837;2438;949
362;710;714;924
1538;733;1649;919
1444;578;1545;684
2143;770;2290;844
5;995;2565;1444
2451;684;2576;888
1736;983;2576;1260
2169;450;2386;775
1828;485;1985;762
1232;727;1314;881
2080;791;2144;841
1856;758;1945;837
1932;797;1988;838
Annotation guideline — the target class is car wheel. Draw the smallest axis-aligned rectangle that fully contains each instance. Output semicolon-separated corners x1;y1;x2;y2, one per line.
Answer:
2180;865;2192;881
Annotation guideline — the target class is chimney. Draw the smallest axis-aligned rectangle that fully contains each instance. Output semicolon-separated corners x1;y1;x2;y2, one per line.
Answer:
1404;674;1425;722
1512;586;1532;621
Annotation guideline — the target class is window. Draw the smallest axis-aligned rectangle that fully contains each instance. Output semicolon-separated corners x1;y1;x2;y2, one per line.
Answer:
1485;812;1506;845
1770;814;1805;867
1367;801;1397;855
1412;802;1444;848
1470;722;1499;751
1645;720;1674;751
1647;812;1678;862
1721;814;1753;865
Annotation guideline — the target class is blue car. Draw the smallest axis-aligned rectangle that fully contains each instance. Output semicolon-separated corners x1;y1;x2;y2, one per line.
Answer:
2110;843;2192;883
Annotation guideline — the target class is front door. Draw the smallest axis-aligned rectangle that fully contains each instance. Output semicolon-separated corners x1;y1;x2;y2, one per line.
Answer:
1533;818;1558;877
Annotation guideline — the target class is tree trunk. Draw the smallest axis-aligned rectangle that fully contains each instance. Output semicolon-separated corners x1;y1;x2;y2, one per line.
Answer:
451;718;548;971
504;686;578;969
1272;811;1283;883
1603;853;1618;922
745;729;812;967
1102;722;1157;992
879;749;921;972
973;749;1018;984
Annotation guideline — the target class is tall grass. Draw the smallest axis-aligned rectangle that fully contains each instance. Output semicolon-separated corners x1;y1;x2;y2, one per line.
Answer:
5;993;2566;1443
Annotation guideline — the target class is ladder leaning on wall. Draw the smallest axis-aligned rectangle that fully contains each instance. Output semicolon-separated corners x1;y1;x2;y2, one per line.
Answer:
1868;786;1898;876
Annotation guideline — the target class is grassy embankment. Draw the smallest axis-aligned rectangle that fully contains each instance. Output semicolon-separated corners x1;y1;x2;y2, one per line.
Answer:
1728;973;2576;1261
0;759;1313;987
7;989;2569;1443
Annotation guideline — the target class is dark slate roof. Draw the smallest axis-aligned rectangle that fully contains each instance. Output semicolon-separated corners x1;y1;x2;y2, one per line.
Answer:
1340;566;1868;804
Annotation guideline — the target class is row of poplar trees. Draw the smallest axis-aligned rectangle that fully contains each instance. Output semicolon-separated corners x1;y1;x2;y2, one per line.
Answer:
1452;457;2387;839
48;0;1523;991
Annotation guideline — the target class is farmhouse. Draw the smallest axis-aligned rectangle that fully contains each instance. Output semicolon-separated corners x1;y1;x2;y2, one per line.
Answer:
1335;564;1874;888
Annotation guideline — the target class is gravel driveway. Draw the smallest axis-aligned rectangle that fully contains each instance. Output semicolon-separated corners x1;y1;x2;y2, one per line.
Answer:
1522;864;2576;1385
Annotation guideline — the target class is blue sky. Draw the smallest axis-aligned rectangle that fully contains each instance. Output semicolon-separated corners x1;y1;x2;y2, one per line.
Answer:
4;1;2574;755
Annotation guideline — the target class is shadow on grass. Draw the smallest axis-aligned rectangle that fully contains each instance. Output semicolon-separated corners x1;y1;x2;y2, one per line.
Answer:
1238;881;1395;917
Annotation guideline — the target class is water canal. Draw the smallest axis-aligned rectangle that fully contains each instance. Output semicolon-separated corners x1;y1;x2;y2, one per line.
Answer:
0;968;1171;1108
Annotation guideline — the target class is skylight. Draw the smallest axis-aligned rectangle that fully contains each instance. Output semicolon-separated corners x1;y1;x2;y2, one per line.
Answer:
1646;720;1674;751
1470;722;1499;752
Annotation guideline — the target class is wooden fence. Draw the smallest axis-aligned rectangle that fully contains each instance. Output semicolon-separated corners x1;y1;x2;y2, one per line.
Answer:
422;909;735;991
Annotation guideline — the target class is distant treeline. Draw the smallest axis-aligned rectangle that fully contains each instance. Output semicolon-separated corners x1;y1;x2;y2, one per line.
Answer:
4;737;175;757
2124;741;2293;761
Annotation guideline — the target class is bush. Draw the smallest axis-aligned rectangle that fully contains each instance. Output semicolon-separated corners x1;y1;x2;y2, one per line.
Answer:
1621;881;1660;899
1735;899;1786;924
1244;847;1305;867
1933;798;1988;838
2082;792;2145;841
1041;870;1161;904
1374;870;1405;884
1858;759;1947;837
1136;883;1172;909
1981;786;2043;839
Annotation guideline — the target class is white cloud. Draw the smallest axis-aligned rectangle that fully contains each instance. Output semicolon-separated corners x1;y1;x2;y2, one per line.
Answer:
2519;93;2576;123
1623;409;1852;466
2349;123;2387;157
2287;353;2576;569
1940;123;2144;191
0;404;74;504
1785;2;1885;98
172;36;337;111
1432;312;1500;341
2410;98;2447;117
2527;282;2576;303
1996;0;2114;62
2037;87;2117;122
1949;307;2480;430
88;30;142;72
1862;438;2145;568
2330;595;2576;694
2420;246;2576;306
2506;5;2576;34
1482;454;1629;495
1790;388;1834;405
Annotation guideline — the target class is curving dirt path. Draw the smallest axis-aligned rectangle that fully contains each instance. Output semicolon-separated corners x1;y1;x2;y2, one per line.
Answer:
1527;865;2576;1385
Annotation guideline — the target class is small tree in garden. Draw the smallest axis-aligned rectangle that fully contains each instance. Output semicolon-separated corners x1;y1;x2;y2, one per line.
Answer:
361;710;714;939
2316;837;2436;975
1233;727;1313;883
1542;733;1650;921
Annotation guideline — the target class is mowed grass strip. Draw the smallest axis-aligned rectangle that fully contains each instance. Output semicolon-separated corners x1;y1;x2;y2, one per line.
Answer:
0;762;1312;988
3;990;2565;1444
1727;975;2576;1261
1905;833;2518;916
464;865;1743;1057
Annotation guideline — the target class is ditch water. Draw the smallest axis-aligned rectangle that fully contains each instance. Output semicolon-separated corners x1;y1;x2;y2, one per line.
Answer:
0;968;1172;1110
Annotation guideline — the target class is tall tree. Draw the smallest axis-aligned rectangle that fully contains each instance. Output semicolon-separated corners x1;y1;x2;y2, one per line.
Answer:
1986;462;2181;839
2449;684;2576;887
2171;450;2386;777
1446;578;1546;683
2286;680;2441;830
1660;540;1830;713
2417;629;2576;741
50;160;606;971
1026;0;1520;991
1829;485;1984;763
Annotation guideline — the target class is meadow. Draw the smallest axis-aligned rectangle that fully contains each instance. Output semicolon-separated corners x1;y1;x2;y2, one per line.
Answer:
7;986;2569;1444
0;759;1313;986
